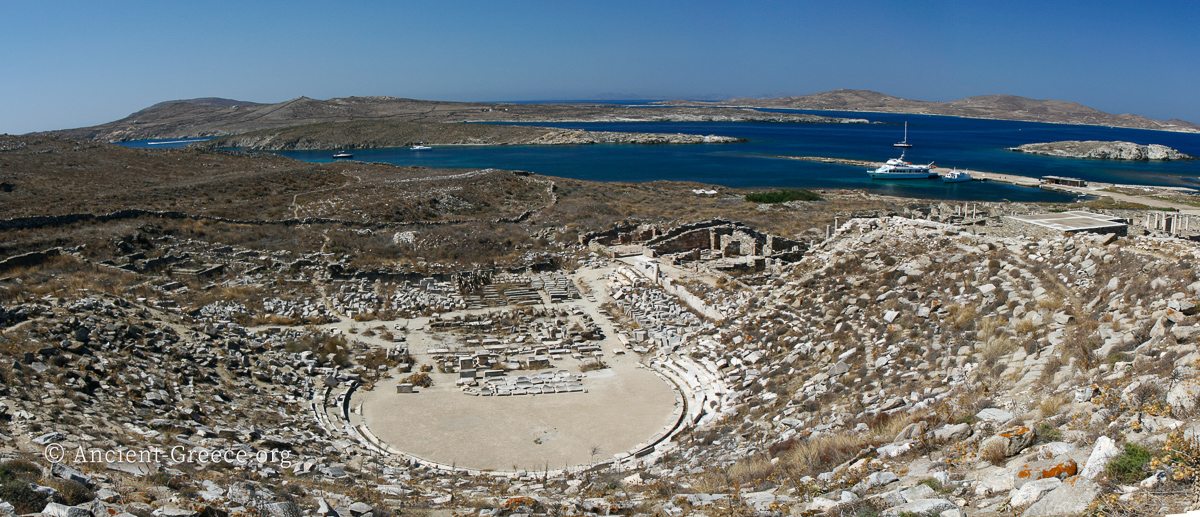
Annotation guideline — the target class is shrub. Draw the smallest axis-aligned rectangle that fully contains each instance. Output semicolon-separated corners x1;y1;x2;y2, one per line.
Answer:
918;477;943;492
0;460;41;483
979;439;1009;465
403;372;433;388
1035;422;1063;444
1106;443;1151;483
44;478;94;506
580;361;609;372
0;481;47;514
745;189;823;203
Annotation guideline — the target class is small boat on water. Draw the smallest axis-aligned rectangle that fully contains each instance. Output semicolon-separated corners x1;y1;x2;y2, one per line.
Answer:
332;151;353;159
894;121;913;148
410;143;431;151
867;151;937;179
941;168;973;183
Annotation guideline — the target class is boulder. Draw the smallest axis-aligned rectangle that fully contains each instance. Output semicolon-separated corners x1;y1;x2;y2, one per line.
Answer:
1014;459;1078;487
1022;476;1100;516
881;498;959;517
156;507;199;517
899;484;936;502
1168;378;1200;418
262;502;301;517
808;490;857;512
51;462;92;488
934;423;971;441
998;426;1035;456
316;498;337;517
1035;441;1076;460
1080;436;1121;479
741;491;775;511
977;408;1014;423
854;471;899;493
42;503;92;517
1010;477;1061;508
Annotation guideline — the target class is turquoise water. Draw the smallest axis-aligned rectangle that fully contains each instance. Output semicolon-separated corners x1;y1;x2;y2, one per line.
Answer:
121;108;1200;203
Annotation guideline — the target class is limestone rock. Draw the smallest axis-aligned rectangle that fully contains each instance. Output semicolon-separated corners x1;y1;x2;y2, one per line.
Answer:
1168;378;1200;418
881;498;959;517
1010;477;1061;508
977;408;1014;423
42;503;92;517
1014;458;1078;487
899;484;936;502
1022;476;1100;516
808;490;857;512
934;423;971;441
1080;436;1121;479
262;502;301;517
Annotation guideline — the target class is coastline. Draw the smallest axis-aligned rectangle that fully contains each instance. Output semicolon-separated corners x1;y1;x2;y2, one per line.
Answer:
664;103;1200;135
769;155;1200;211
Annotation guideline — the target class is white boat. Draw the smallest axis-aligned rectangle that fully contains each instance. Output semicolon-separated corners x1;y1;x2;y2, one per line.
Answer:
410;143;431;151
332;151;353;159
867;151;937;179
941;168;973;183
893;121;913;148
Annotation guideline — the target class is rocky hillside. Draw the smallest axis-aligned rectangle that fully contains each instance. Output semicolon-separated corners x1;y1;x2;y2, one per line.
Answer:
674;89;1200;133
36;96;866;143
200;120;743;151
4;208;1200;517
1007;140;1194;161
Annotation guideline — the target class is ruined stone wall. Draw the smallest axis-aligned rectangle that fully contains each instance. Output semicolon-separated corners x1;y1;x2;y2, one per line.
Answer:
765;235;803;255
0;248;61;273
0;206;539;233
653;228;721;254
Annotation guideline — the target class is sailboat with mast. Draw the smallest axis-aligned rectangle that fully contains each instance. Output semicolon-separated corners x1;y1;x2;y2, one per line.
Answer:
411;123;432;151
893;121;913;148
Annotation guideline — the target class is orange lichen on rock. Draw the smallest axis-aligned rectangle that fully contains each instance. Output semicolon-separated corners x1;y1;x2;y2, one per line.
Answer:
1017;459;1078;481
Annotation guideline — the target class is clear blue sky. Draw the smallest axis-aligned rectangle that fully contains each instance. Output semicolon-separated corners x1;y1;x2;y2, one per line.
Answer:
3;0;1198;134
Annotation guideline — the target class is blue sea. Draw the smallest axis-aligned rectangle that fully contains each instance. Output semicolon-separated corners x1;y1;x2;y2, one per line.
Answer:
121;106;1200;203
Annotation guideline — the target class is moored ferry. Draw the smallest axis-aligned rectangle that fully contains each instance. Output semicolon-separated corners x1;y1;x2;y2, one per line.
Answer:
867;151;937;179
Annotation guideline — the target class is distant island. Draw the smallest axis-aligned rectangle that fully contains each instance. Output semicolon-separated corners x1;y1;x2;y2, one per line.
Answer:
663;89;1200;133
1007;140;1194;161
36;96;865;143
200;119;744;150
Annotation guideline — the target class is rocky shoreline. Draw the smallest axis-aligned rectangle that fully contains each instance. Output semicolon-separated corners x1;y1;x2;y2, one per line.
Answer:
203;124;744;151
39;96;869;143
1007;140;1194;160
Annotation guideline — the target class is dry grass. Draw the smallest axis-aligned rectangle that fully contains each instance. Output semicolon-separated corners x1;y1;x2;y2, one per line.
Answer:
944;303;978;332
979;439;1009;465
0;254;141;305
1062;320;1102;369
1037;392;1070;419
696;413;922;491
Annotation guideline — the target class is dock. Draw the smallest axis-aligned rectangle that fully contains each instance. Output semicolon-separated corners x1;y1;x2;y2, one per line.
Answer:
773;154;1200;212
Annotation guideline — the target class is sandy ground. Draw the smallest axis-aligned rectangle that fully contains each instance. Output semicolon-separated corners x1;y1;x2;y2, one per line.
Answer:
355;265;681;471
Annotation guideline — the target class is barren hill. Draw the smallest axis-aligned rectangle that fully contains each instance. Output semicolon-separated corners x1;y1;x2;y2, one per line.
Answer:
681;89;1200;133
200;119;744;151
37;96;865;142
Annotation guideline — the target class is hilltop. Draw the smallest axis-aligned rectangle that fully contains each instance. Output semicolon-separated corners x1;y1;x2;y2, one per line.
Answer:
668;89;1200;133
